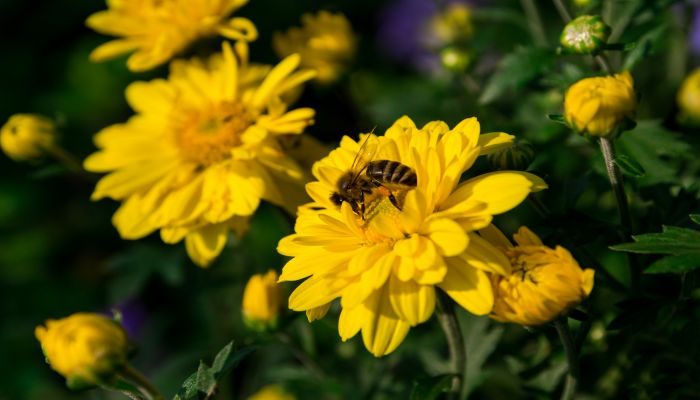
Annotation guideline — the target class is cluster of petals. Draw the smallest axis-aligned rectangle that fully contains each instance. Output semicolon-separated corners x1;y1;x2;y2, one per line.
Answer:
84;42;317;266
482;225;595;326
87;0;258;71
35;313;128;388
273;11;357;85
278;116;547;356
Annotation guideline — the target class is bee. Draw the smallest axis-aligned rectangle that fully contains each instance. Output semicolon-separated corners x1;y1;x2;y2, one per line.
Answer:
330;135;417;218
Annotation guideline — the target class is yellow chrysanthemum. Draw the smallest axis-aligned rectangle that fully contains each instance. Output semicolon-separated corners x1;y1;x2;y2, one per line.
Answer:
481;225;595;326
35;313;128;389
273;11;357;85
87;0;258;72
1;114;56;162
278;116;547;356
84;42;317;267
242;270;281;331
564;71;636;138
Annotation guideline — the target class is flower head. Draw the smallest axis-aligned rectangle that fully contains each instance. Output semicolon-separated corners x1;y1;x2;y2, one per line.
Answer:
278;116;546;356
560;15;611;55
248;385;295;400
84;42;316;267
481;226;595;326
677;67;700;125
273;11;357;85
1;114;56;162
427;2;473;47
243;270;282;331
87;0;257;72
35;313;129;389
487;139;535;171
564;71;636;138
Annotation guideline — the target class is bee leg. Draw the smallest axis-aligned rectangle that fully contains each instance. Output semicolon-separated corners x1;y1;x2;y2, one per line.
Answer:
388;192;402;211
359;191;366;220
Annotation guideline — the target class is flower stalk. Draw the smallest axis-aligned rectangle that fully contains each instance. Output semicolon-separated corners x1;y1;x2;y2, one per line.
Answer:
117;365;164;400
554;318;579;400
436;291;466;396
599;138;638;288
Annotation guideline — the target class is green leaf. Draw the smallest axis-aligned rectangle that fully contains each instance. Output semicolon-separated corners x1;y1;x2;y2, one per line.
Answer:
644;254;700;274
195;362;215;395
173;342;254;400
690;214;700;226
622;23;668;70
615;154;645;178
610;226;700;255
410;374;454;400
479;47;555;104
616;120;691;186
547;114;566;125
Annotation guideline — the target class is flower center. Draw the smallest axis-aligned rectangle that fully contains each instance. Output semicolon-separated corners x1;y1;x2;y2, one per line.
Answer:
359;191;408;244
175;102;252;166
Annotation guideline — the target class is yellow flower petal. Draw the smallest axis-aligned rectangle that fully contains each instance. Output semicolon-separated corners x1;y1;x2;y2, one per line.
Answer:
184;223;229;268
388;275;436;326
439;258;493;315
477;132;515;155
442;171;547;216
361;287;411;357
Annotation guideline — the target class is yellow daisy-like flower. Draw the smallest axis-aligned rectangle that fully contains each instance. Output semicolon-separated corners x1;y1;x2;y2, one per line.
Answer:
84;42;317;267
481;225;595;326
277;116;547;356
35;313;129;389
273;11;357;85
87;0;258;72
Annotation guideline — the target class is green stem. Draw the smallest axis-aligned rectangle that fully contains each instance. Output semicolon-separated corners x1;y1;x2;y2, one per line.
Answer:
555;319;579;400
44;143;95;181
599;138;638;289
552;0;573;23
520;0;548;46
120;364;164;400
436;291;466;397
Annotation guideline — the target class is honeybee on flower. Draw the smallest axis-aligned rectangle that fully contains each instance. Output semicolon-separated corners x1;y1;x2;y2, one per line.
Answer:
330;135;417;218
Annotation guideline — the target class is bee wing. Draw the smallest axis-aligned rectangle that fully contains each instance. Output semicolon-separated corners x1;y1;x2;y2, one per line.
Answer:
350;135;378;176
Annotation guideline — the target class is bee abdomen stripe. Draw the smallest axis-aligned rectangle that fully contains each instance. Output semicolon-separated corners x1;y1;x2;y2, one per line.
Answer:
399;171;417;186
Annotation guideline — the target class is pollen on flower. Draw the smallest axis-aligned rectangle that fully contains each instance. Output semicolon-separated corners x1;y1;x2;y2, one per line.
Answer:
174;102;252;166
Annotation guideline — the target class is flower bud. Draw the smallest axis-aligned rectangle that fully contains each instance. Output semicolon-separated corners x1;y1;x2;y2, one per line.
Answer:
487;140;535;171
242;270;281;331
248;385;295;400
482;226;595;326
1;114;56;162
440;46;471;73
35;313;129;389
564;71;636;138
560;15;611;55
429;3;473;46
677;67;700;125
273;11;356;85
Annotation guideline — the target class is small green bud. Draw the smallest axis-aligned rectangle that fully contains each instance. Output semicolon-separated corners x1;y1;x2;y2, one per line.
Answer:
440;46;471;73
560;15;611;55
487;140;535;171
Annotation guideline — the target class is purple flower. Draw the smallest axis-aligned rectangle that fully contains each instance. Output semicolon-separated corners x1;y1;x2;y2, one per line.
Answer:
690;7;700;53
